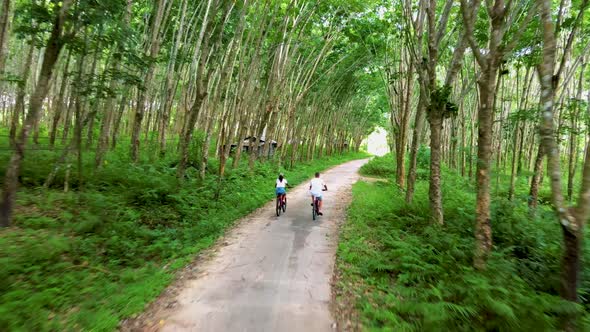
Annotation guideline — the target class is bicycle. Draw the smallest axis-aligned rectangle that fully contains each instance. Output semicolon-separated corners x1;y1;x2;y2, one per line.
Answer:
276;193;287;216
312;189;327;220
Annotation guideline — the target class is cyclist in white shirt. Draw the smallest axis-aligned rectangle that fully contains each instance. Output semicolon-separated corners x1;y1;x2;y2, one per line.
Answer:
309;172;328;215
275;173;288;202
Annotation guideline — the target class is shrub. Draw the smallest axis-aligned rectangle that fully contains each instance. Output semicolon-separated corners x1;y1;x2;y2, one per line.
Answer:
360;154;396;178
336;156;588;331
0;147;368;331
417;144;430;169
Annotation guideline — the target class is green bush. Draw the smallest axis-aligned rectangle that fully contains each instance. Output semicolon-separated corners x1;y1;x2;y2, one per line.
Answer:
0;146;368;331
336;157;588;331
360;154;396;178
417;144;430;169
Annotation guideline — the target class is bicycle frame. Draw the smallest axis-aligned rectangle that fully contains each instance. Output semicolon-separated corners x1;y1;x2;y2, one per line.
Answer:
312;197;320;220
276;194;287;216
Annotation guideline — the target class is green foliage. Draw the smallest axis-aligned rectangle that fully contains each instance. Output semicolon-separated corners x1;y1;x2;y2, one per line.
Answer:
429;85;458;119
416;145;430;170
359;154;395;178
336;157;590;331
0;147;367;331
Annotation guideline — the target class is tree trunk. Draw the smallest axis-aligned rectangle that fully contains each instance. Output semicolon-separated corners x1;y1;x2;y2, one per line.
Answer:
508;118;519;200
0;0;12;76
567;63;585;201
110;93;127;150
396;62;413;188
537;1;590;318
561;226;581;301
200;104;216;180
474;76;495;270
95;83;117;167
85;112;95;148
469;122;474;179
406;91;426;203
130;0;167;162
232;103;252;168
74;89;84;192
529;144;544;209
449;116;457;170
177;0;219;178
61;91;74;144
0;0;71;227
177;92;205;179
9;43;34;144
516;123;526;174
250;109;271;169
218;117;231;177
567;114;578;202
49;51;71;148
158;0;187;156
428;110;444;224
460;100;467;176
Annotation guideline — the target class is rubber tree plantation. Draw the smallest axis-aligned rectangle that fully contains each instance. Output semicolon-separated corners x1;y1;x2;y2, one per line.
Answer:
1;0;590;330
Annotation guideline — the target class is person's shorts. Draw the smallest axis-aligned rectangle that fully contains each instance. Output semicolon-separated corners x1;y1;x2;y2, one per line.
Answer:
276;187;286;195
310;192;322;200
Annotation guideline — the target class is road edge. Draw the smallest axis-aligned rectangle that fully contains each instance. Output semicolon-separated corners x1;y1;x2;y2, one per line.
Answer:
119;158;370;331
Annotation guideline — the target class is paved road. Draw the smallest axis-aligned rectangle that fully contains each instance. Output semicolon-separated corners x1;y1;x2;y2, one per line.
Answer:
142;159;368;332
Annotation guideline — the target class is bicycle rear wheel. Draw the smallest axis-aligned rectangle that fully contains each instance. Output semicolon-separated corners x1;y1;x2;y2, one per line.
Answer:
276;198;281;216
282;196;287;212
312;200;317;220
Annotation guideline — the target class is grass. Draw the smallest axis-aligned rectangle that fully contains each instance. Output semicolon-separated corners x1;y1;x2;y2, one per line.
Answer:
359;148;430;182
335;155;590;331
359;154;396;178
0;143;368;331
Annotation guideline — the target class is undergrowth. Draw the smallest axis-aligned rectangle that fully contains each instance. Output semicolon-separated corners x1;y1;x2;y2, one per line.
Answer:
360;149;429;181
0;145;367;331
336;157;590;331
359;154;395;178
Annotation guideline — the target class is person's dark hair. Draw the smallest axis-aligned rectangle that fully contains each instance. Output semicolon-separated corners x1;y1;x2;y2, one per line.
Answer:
279;174;284;181
315;172;320;177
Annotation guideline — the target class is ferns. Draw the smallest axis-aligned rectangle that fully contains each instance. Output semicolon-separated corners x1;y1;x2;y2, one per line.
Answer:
360;154;396;178
335;165;590;331
1;148;368;331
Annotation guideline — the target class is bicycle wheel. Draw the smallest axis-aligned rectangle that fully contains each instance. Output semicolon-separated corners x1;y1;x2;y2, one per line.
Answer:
276;198;281;216
312;200;317;220
282;196;287;212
